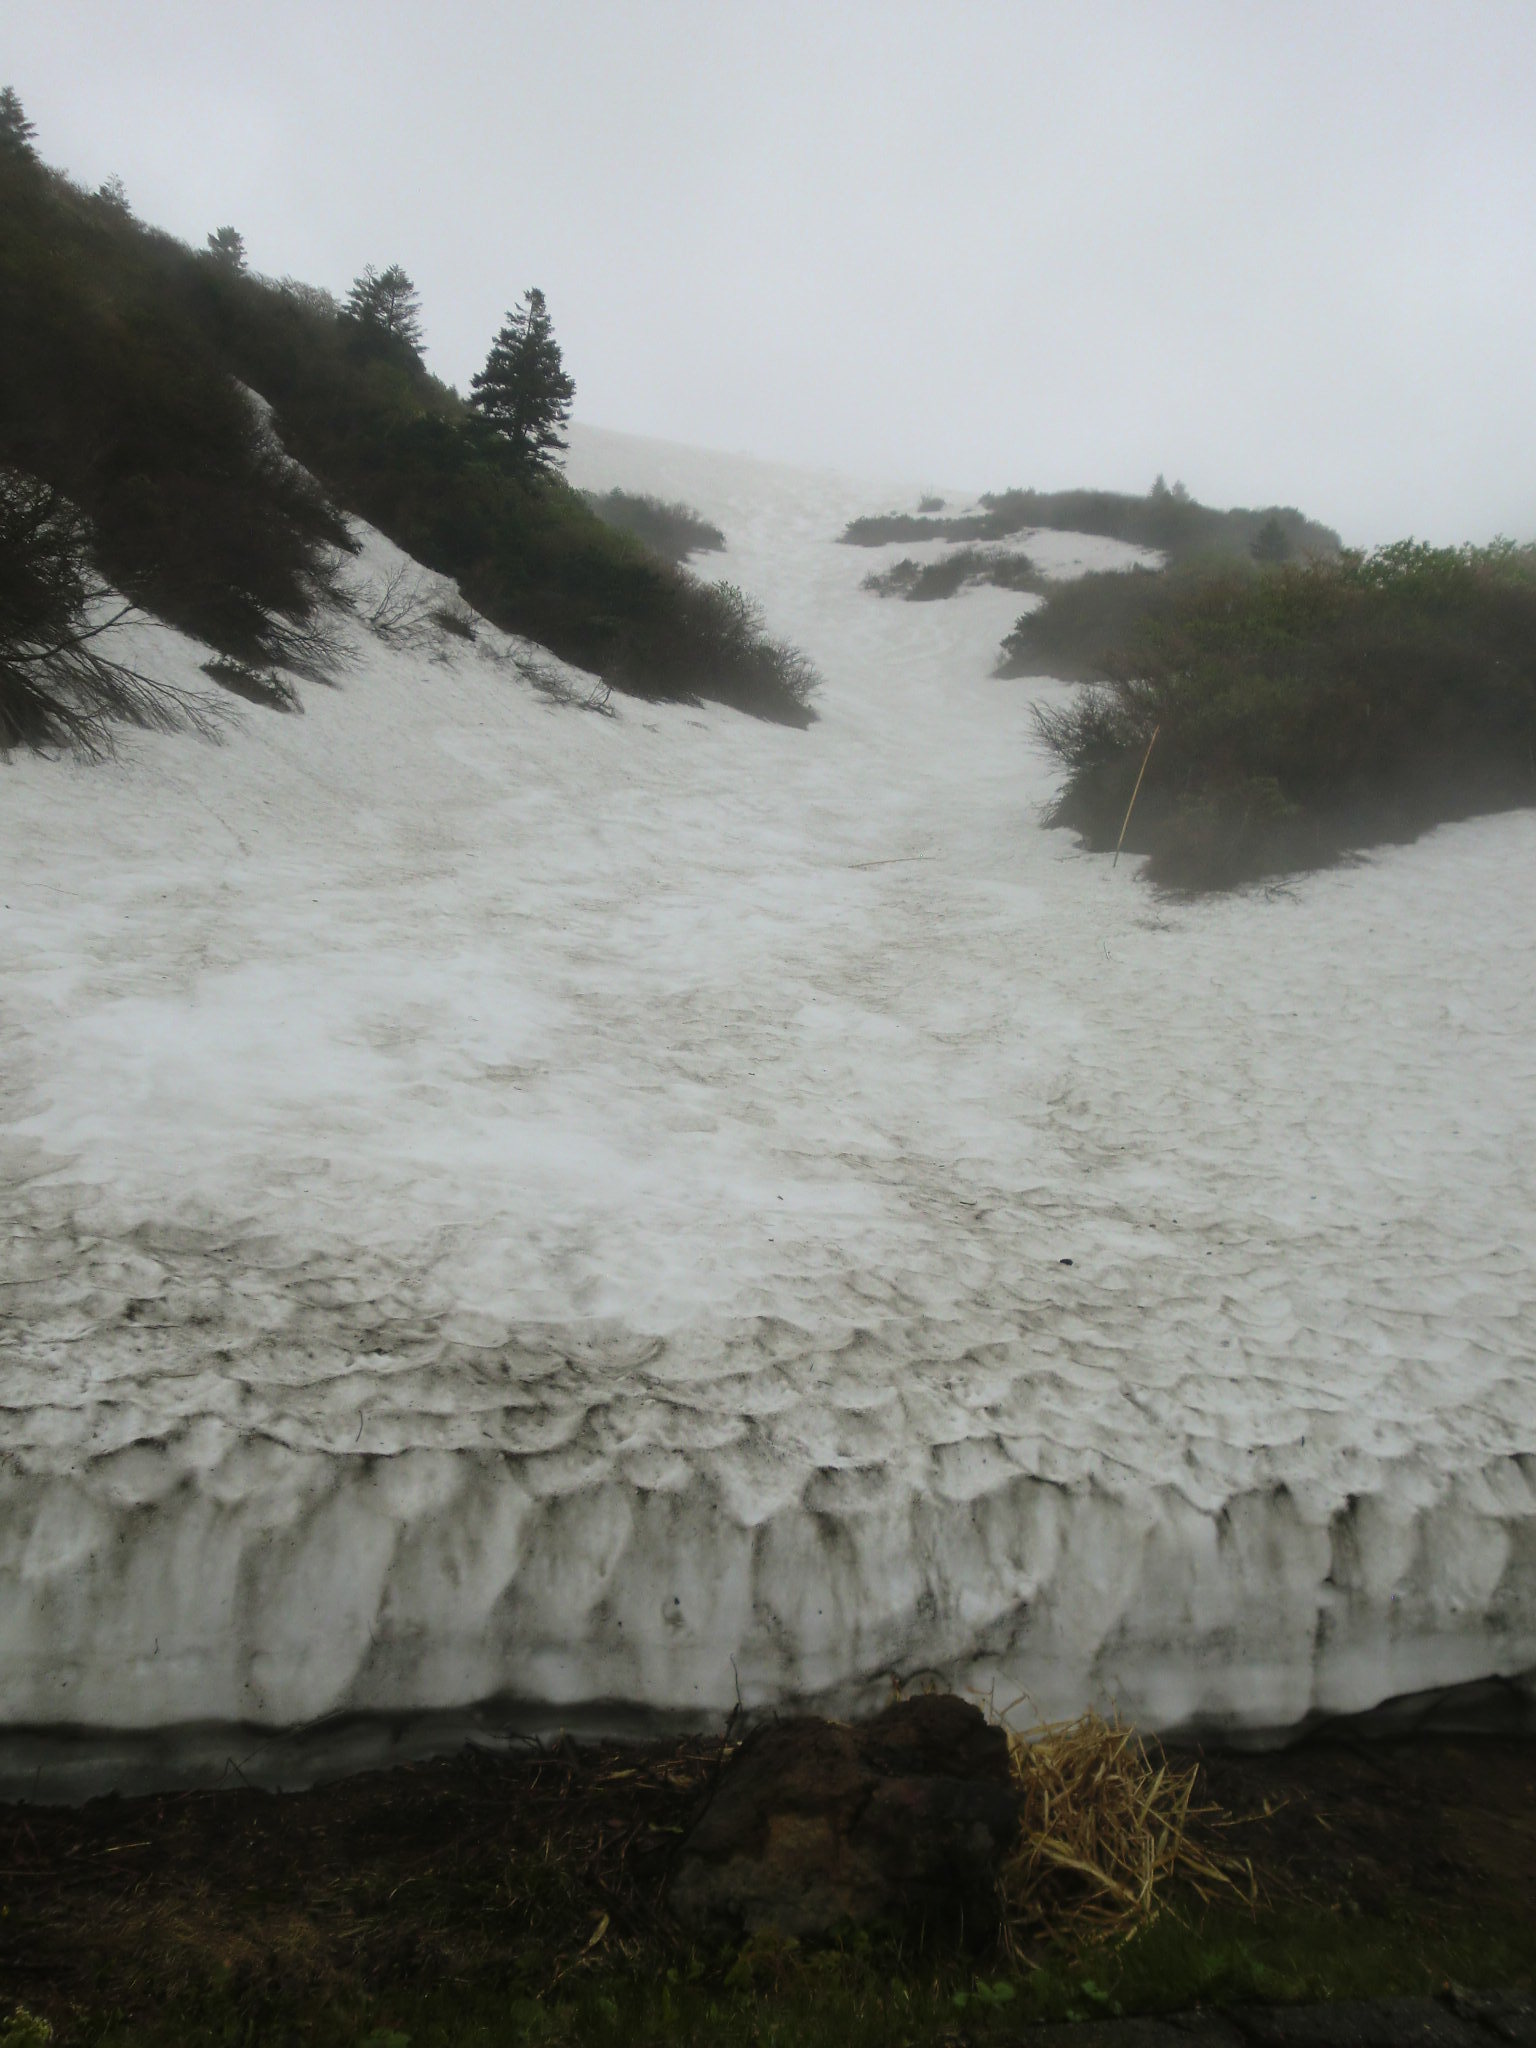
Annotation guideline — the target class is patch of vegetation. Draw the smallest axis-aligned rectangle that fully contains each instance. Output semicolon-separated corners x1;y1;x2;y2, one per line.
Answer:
984;478;1340;565
998;1712;1242;1958
584;489;726;566
0;151;351;676
430;597;478;641
841;506;1019;548
359;561;453;647
999;560;1185;680
216;271;815;718
9;1898;1534;2045
0;96;816;749
200;656;301;713
1033;542;1536;888
862;547;1046;603
842;477;1339;566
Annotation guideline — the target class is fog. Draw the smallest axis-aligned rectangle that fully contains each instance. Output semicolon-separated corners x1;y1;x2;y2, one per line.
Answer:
10;0;1535;545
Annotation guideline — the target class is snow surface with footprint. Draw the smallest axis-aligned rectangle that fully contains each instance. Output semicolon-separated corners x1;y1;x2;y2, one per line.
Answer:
2;426;1533;1790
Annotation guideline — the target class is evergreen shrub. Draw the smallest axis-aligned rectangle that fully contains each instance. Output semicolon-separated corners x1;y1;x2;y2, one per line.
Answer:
1033;543;1536;887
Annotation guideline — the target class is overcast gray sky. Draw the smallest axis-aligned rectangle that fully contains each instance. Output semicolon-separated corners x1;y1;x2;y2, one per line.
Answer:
11;1;1535;544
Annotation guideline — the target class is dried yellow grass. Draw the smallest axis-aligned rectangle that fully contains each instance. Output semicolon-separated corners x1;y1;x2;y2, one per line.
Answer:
998;1710;1250;1959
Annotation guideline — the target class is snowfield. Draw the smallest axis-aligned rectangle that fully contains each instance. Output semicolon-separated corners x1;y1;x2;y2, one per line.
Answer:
2;426;1533;1793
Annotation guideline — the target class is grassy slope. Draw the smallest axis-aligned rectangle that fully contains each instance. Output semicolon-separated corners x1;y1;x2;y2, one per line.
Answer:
0;152;815;726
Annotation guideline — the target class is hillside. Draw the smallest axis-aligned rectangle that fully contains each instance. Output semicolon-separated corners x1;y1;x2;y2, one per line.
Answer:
0;117;816;744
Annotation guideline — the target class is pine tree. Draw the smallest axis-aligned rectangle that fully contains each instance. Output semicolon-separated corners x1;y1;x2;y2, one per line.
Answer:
1249;514;1291;566
205;226;248;273
0;87;37;160
96;173;130;214
0;470;213;755
344;264;424;355
469;289;575;479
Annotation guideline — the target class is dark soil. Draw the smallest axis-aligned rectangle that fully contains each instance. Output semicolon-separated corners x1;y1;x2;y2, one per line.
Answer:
1;1729;1531;2044
1195;1734;1536;1926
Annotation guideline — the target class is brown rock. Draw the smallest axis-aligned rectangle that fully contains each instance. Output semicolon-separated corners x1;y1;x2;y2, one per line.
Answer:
668;1694;1022;1945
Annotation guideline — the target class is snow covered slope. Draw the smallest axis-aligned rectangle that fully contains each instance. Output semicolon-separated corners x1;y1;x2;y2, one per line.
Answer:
2;427;1533;1792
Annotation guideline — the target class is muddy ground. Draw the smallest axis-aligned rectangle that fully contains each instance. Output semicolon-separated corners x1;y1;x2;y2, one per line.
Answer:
1;1728;1532;2044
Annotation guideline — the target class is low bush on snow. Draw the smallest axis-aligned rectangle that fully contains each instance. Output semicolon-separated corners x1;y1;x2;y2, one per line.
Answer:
842;479;1338;567
998;560;1194;682
1033;541;1536;888
583;488;726;566
863;548;1047;603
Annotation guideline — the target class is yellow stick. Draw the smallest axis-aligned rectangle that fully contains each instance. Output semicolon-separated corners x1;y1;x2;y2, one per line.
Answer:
1113;723;1161;868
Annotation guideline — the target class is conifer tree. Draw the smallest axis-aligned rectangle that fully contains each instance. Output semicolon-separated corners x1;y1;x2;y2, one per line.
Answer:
205;226;248;273
345;264;424;355
0;87;37;160
1249;514;1292;566
469;289;575;479
0;471;211;756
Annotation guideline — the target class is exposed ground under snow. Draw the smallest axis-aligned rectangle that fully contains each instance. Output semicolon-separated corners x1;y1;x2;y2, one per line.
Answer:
2;428;1533;1793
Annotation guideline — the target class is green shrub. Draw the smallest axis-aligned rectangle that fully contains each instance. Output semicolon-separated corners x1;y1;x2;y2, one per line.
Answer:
190;252;811;718
584;488;726;565
863;547;1045;602
599;574;818;723
841;507;1017;547
1033;542;1536;887
999;561;1202;680
980;480;1338;564
0;2006;52;2048
842;483;1339;566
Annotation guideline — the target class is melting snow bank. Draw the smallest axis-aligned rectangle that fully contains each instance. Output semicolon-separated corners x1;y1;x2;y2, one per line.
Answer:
2;1425;1534;1799
2;427;1534;1795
